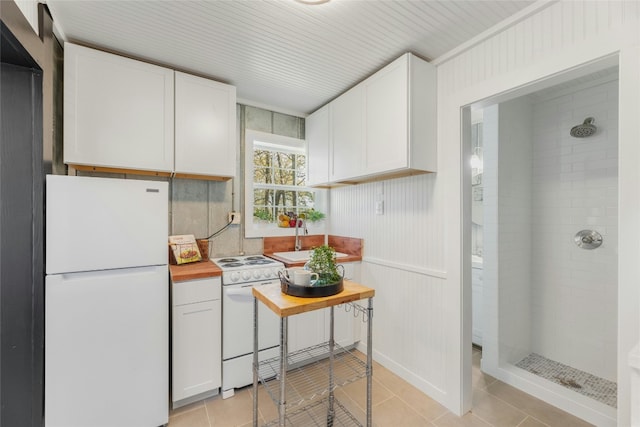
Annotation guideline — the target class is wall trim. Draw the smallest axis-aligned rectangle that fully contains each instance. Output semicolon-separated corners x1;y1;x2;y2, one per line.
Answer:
363;256;447;279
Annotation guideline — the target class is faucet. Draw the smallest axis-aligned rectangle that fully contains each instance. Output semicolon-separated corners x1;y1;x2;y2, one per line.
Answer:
294;217;308;251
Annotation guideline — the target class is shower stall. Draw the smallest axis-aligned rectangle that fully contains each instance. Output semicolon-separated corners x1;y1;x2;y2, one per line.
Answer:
475;69;619;426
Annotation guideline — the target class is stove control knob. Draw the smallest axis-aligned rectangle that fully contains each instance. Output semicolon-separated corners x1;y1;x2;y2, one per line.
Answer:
241;271;251;281
265;269;274;278
230;272;240;282
253;270;262;279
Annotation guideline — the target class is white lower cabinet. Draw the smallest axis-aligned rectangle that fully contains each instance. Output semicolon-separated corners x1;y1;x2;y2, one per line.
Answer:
288;310;325;353
288;262;360;352
172;277;221;407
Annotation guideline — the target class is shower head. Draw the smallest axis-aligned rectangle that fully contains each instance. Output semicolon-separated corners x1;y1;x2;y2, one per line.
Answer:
570;117;597;138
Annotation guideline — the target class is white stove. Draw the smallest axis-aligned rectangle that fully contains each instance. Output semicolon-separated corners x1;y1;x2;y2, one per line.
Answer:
211;255;284;398
212;255;284;284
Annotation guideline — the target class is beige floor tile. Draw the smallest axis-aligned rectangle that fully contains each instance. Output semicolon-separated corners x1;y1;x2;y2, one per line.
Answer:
486;381;594;427
433;411;493;427
374;366;449;421
205;387;257;427
338;376;394;411
168;405;210;427
255;385;280;423
334;390;368;425
372;396;433;426
471;389;527;427
169;399;205;418
518;416;550;427
472;363;497;390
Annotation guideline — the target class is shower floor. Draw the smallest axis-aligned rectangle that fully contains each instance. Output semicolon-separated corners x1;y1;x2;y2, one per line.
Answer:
515;353;617;408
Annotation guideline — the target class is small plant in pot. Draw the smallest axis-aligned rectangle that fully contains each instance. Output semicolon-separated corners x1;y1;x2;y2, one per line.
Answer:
306;245;344;286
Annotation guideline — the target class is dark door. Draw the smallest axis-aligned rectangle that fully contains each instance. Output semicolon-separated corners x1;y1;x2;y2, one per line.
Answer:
1;22;45;427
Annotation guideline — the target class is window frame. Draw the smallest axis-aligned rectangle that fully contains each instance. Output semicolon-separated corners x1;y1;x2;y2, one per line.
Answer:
244;130;326;238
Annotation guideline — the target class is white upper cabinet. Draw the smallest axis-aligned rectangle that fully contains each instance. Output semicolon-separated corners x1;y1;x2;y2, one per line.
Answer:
174;72;236;178
64;43;237;179
330;84;365;182
363;53;436;176
64;43;174;173
306;53;436;186
305;105;330;186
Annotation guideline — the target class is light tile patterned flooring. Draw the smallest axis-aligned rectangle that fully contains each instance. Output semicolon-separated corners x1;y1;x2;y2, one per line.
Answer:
515;353;617;408
169;347;594;427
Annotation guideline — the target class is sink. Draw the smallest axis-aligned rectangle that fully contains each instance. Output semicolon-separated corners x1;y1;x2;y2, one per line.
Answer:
272;250;349;262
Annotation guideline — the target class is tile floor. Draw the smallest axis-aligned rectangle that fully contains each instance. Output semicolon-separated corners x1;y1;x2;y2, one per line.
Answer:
168;347;594;427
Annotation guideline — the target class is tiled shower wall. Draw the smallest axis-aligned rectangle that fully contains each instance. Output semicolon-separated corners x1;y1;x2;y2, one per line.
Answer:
79;104;304;258
482;98;533;373
530;78;618;381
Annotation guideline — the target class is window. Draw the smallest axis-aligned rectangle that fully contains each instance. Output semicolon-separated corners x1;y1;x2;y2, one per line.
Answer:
244;130;325;238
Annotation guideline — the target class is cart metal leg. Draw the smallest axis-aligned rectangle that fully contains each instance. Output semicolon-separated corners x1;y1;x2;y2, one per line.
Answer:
367;297;373;427
253;297;259;427
278;317;288;427
327;306;335;426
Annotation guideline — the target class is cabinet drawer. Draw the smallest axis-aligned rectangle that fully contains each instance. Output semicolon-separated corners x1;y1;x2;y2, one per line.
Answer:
173;277;221;305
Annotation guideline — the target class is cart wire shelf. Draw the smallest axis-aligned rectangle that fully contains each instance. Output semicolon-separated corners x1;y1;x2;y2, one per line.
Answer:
263;397;362;427
257;341;366;410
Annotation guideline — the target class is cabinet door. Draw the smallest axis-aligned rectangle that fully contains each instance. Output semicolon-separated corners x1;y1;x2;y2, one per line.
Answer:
324;305;356;349
306;105;330;186
289;310;325;353
174;72;236;178
64;43;174;172
364;55;409;174
172;300;221;402
330;85;364;182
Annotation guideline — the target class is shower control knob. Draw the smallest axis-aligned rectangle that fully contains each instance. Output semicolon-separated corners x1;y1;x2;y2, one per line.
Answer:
574;229;603;250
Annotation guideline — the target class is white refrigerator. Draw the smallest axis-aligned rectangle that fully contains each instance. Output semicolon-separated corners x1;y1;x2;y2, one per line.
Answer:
45;175;169;427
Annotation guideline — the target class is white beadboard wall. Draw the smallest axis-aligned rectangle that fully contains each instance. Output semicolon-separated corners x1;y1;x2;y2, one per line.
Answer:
331;0;640;423
436;0;639;424
329;174;447;395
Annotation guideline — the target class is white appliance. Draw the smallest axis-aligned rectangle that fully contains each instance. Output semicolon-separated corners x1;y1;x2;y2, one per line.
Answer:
45;175;168;427
212;255;283;398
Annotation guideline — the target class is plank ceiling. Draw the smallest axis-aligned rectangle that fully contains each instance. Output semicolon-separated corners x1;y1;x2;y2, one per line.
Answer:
45;0;536;115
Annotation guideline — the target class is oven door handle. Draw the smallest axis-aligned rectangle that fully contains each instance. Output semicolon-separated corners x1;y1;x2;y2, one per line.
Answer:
225;281;278;301
225;287;255;302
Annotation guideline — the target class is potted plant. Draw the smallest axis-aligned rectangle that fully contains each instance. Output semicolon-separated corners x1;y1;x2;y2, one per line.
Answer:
307;244;343;285
302;208;325;223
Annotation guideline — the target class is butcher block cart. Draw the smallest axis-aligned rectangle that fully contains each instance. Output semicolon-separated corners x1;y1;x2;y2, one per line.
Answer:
252;281;375;426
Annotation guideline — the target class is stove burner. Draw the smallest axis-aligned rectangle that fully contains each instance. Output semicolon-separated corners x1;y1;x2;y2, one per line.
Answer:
218;258;239;263
246;259;273;265
222;262;244;268
245;256;265;260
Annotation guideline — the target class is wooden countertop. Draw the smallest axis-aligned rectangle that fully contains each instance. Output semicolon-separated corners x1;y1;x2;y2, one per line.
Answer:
264;235;364;267
265;253;362;268
252;280;374;318
169;259;222;282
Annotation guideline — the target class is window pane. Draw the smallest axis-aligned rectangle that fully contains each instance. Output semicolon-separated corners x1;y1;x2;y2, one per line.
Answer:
253;207;273;221
253;189;273;207
297;191;314;207
273;190;300;208
273;168;295;185
254;167;273;184
273;152;295;169
254;149;272;167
